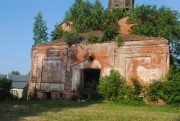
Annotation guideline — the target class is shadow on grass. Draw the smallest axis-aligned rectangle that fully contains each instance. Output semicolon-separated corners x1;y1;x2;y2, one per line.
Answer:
0;99;102;121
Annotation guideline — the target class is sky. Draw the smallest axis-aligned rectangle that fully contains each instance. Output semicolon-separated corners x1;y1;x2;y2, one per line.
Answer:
0;0;180;75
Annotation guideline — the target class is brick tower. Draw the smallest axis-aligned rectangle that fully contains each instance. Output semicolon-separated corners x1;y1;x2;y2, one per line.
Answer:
108;0;134;11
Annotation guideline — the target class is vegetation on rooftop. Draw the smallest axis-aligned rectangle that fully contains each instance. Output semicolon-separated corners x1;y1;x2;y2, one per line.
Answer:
51;1;180;64
127;5;180;65
51;0;126;44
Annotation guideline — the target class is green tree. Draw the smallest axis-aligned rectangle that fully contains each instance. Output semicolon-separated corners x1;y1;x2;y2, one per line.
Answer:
11;70;20;75
33;12;49;45
128;5;180;40
101;8;124;41
51;24;65;41
90;0;104;30
63;0;125;42
64;0;93;33
128;5;180;65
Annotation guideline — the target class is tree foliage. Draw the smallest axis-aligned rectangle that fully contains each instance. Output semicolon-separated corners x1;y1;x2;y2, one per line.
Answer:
51;24;65;41
128;5;180;65
33;12;49;45
63;31;84;47
63;0;125;41
128;5;180;40
11;70;20;75
64;0;94;33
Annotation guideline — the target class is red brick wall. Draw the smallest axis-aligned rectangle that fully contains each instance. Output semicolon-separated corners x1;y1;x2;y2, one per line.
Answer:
28;39;169;99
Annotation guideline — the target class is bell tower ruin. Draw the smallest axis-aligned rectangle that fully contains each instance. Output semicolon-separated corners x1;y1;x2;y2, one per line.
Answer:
108;0;134;11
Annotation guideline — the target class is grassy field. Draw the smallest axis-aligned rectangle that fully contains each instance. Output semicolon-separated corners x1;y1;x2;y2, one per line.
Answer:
0;100;179;121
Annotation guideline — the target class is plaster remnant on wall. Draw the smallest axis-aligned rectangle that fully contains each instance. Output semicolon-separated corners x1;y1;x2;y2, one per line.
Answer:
102;68;111;76
40;83;64;91
137;66;162;83
72;70;80;91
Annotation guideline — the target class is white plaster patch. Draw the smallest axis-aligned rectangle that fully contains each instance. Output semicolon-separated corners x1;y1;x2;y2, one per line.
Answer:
40;83;64;91
137;66;162;83
102;68;111;76
72;70;80;91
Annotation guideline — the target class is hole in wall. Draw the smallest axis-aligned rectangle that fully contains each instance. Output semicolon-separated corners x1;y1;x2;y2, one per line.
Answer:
44;92;51;100
88;56;94;62
60;93;63;98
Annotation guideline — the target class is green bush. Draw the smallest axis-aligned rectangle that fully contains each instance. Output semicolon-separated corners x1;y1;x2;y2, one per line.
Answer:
0;78;12;101
132;78;143;95
98;70;125;101
98;70;144;102
146;80;166;102
51;26;65;40
115;35;124;47
118;83;134;99
88;35;99;43
102;24;119;41
165;66;180;103
146;66;180;104
63;31;84;47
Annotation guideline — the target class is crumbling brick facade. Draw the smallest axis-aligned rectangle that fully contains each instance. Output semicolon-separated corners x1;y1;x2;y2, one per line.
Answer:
28;33;169;100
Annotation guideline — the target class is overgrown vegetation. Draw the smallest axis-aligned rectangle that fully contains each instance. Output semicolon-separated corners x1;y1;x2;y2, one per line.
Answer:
0;78;12;101
98;70;143;101
98;70;123;100
51;25;65;41
72;80;101;101
115;35;124;46
98;68;180;104
51;0;126;44
38;1;180;105
146;66;180;104
87;35;100;43
128;5;180;65
11;70;21;75
63;31;84;47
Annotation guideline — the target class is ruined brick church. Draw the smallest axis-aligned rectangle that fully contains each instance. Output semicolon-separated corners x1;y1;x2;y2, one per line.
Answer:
28;0;169;100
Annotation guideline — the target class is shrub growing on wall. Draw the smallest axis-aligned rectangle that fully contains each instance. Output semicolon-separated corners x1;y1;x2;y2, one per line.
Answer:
88;35;100;43
63;0;125;43
63;31;84;47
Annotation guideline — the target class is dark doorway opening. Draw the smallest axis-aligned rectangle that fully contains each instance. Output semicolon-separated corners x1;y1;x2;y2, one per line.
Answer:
81;68;101;99
83;69;100;88
44;92;51;100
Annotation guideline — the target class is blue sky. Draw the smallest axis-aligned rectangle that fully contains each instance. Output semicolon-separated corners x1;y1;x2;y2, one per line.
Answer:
0;0;179;75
